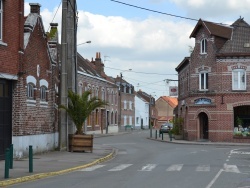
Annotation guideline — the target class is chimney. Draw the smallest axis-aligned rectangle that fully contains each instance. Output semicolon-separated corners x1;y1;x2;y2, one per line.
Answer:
30;3;41;15
94;52;104;75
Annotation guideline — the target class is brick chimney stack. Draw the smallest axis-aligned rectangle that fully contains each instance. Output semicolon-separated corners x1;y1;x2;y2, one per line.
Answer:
94;52;104;74
30;3;41;15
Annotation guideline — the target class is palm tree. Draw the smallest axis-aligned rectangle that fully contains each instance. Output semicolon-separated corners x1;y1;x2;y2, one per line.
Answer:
59;90;107;135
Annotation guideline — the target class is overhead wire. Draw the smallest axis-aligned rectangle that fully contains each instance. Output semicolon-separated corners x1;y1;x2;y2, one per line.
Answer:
46;1;61;32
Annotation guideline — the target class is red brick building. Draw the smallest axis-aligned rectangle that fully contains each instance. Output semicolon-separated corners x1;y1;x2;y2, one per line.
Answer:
0;1;59;158
176;18;250;143
156;96;178;126
77;52;119;133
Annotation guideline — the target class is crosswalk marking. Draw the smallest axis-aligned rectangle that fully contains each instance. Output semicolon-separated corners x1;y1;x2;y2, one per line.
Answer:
80;165;106;171
166;164;183;171
108;164;133;171
224;164;240;173
196;165;210;172
78;163;246;174
138;164;157;171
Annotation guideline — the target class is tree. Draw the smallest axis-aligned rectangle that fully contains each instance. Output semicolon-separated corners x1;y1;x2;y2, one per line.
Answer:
59;90;107;135
172;117;184;135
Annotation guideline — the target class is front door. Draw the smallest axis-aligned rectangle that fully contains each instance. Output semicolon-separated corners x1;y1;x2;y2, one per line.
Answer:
0;79;12;159
199;112;208;139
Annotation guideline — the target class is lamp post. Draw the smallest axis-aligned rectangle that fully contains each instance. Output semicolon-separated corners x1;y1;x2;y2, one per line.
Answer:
119;69;132;131
77;40;91;46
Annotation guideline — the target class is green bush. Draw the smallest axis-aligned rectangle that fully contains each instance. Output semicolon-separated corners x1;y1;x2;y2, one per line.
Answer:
172;117;184;135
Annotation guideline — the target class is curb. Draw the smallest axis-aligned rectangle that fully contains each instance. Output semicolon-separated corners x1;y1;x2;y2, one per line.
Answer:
0;148;117;187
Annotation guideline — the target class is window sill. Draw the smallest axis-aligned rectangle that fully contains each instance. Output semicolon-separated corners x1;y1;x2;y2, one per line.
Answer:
232;89;247;92
0;41;7;46
200;52;207;55
40;101;48;108
27;99;36;106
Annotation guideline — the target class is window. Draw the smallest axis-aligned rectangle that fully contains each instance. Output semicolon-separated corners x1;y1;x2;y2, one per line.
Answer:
199;72;208;90
0;0;2;40
232;69;246;90
102;89;105;100
129;101;132;110
200;39;207;54
124;100;127;110
40;86;47;101
129;116;132;125
136;117;139;124
27;83;35;99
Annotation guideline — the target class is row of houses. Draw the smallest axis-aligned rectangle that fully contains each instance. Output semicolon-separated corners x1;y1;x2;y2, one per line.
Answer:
0;1;178;158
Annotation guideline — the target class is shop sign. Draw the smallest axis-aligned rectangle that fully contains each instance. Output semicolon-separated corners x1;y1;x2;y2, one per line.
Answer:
194;98;212;104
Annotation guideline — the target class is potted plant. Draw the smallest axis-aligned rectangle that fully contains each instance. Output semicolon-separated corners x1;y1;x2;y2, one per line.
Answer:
59;90;107;152
172;117;184;140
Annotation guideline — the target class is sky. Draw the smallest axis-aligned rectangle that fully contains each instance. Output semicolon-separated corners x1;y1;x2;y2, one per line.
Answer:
24;0;250;99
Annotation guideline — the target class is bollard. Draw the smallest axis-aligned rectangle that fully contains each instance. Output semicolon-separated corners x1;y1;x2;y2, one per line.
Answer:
162;132;163;140
29;145;33;173
169;133;172;141
9;144;13;169
4;148;10;179
155;130;157;139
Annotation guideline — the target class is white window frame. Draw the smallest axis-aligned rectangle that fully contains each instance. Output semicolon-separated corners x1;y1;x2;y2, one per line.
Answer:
124;100;127;110
40;86;47;101
129;101;132;110
101;89;105;101
199;72;208;91
129;116;132;125
27;83;35;99
0;0;2;40
124;115;127;126
232;69;246;90
200;38;207;54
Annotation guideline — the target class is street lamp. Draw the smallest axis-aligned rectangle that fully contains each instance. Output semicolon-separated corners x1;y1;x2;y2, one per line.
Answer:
77;40;91;46
119;69;132;131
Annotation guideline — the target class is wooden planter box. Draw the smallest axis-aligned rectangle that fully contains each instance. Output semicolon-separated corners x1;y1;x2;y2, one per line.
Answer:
68;134;93;152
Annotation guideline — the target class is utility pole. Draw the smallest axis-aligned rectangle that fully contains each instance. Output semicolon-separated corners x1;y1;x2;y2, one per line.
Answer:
119;73;122;131
59;0;77;150
59;0;68;150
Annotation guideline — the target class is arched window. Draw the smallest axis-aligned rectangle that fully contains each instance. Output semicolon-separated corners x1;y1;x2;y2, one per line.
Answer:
40;86;47;101
27;83;35;99
200;38;207;54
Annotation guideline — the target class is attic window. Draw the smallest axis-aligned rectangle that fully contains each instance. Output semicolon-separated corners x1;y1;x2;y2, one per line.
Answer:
244;43;250;48
200;39;207;54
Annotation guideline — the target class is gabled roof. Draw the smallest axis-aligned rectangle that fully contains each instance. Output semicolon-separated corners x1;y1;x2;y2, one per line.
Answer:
217;18;250;55
190;19;232;39
160;96;178;108
24;13;45;49
175;57;190;72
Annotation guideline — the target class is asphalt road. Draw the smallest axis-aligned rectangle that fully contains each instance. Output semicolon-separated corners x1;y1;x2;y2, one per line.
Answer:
10;130;250;188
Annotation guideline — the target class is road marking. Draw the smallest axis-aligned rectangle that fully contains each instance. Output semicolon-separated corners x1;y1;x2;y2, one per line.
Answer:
224;164;240;173
108;164;132;171
206;168;223;188
80;165;105;171
117;151;127;155
166;164;183;171
196;165;210;172
139;164;157;171
231;151;250;155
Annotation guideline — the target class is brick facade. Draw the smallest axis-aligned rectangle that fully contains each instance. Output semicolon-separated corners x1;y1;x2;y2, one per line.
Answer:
176;18;250;143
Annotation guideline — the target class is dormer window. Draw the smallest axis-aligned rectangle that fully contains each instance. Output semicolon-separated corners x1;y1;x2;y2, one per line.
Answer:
200;39;207;54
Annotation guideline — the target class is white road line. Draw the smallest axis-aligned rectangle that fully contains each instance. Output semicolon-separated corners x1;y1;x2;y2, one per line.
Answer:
166;164;183;171
108;164;133;171
79;165;106;171
138;164;157;171
196;165;210;172
224;164;240;173
206;169;223;188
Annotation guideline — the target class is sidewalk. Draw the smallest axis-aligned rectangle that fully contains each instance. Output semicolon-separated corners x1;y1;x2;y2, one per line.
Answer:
0;137;117;187
149;131;250;146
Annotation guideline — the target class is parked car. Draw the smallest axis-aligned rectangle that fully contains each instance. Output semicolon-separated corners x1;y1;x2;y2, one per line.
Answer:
159;123;173;134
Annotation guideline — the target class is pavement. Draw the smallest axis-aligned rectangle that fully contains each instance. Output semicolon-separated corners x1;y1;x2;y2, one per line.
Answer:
0;130;249;187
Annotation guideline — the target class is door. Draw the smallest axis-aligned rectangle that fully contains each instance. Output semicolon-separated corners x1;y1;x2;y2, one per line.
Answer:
199;112;208;139
0;79;12;159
